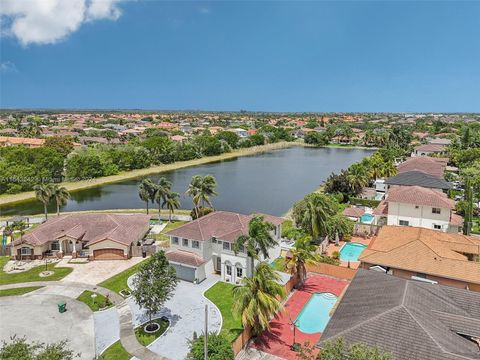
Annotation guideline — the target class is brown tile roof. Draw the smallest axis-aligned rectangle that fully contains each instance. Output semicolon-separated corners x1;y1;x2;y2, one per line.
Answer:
166;249;206;267
166;211;284;242
415;144;447;152
15;213;150;247
342;207;365;218
359;226;480;284
386;186;454;209
373;200;388;215
449;213;464;226
397;157;447;178
0;136;45;146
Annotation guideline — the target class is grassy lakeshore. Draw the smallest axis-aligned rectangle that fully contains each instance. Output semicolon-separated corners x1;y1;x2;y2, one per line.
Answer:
0;141;297;206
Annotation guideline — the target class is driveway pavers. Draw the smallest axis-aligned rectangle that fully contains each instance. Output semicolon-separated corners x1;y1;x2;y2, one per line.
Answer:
129;275;222;360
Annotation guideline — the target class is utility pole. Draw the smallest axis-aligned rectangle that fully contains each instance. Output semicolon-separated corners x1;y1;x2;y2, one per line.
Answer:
204;304;208;360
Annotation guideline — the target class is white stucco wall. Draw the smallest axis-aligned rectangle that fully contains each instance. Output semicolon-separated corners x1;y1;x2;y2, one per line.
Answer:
387;202;451;231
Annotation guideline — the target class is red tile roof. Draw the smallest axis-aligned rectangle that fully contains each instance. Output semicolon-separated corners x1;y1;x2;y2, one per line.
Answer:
342;207;365;218
386;186;454;209
166;249;206;267
414;144;447;153
397;157;447;178
15;214;150;247
166;211;284;242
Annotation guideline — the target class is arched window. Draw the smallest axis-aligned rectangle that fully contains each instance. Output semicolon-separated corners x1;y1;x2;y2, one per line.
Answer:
225;261;232;276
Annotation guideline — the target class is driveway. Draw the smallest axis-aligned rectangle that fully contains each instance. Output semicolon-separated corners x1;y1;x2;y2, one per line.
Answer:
0;293;96;360
60;257;145;285
128;275;222;360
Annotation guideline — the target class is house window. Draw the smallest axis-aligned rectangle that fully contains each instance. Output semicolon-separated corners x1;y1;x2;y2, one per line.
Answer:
50;241;60;251
238;245;245;253
432;208;441;214
236;267;243;278
192;240;200;249
20;247;32;255
223;242;231;251
433;224;442;230
172;237;179;245
182;238;189;247
399;220;409;226
226;264;232;276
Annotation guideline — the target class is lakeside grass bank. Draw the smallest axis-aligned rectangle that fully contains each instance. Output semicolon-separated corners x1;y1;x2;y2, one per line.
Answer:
0;141;297;206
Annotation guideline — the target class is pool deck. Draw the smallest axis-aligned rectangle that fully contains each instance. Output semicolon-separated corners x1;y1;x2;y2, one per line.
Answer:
326;236;371;269
252;274;349;360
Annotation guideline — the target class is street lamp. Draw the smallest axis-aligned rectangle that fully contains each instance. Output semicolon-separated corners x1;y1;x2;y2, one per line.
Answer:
288;315;300;351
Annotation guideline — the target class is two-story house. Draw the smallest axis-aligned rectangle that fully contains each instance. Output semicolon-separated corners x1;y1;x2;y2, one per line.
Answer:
373;186;462;233
165;211;284;283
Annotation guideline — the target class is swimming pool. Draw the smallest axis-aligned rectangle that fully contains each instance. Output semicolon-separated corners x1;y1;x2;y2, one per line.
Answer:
360;213;374;223
295;292;338;334
340;242;367;261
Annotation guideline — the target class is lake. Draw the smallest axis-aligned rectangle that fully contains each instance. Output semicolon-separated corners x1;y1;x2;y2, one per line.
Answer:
0;146;373;217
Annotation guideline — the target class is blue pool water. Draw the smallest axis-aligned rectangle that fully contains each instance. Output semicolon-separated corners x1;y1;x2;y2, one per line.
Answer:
360;213;374;223
340;242;367;261
295;292;338;334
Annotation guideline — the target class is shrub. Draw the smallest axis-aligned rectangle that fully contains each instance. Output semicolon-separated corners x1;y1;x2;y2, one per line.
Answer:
188;332;234;360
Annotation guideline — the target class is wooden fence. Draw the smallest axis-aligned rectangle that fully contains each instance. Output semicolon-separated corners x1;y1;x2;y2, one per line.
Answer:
353;223;381;237
306;262;357;280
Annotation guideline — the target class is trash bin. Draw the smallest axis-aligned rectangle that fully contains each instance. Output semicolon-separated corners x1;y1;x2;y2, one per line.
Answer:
58;301;66;313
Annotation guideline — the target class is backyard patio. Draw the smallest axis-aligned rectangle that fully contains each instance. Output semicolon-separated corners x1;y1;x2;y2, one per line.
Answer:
253;274;349;360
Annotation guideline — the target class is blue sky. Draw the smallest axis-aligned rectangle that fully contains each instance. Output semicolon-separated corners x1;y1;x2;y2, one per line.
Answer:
1;1;479;112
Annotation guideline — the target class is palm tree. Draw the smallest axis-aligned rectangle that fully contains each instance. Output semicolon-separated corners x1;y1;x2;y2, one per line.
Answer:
34;183;54;220
51;184;70;216
155;177;172;221
285;236;320;287
186;175;202;219
163;191;180;222
138;178;156;214
382;161;397;178
346;163;369;194
301;194;336;241
234;215;277;276
233;262;285;336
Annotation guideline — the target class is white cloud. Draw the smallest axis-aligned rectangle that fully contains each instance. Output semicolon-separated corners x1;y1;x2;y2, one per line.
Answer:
0;61;17;73
0;0;125;46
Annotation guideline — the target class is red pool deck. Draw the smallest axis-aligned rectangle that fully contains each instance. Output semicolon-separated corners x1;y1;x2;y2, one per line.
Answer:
253;275;349;360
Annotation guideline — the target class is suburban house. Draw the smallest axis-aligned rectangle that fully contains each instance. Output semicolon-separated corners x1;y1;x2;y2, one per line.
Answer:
397;156;448;178
165;211;284;283
11;214;150;260
384;170;452;192
0;136;45;148
342;207;365;222
412;143;448;157
317;269;480;360
373;185;462;232
359;226;480;291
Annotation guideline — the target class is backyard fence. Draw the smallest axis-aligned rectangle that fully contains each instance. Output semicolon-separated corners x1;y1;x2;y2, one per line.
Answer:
306;263;357;280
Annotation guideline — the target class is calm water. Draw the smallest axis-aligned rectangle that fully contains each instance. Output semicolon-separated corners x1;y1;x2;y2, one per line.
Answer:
0;147;373;216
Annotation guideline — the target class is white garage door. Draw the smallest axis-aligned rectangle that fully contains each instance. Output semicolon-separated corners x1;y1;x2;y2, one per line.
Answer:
172;264;196;282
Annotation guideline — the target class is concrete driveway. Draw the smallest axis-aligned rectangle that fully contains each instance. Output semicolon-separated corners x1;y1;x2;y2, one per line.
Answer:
60;257;145;285
0;293;95;360
128;275;222;360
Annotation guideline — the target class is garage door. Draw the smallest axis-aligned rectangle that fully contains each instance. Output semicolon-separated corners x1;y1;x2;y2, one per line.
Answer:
93;249;124;260
172;264;195;282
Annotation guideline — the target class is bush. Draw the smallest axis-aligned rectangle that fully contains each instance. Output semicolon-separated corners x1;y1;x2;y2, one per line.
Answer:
188;332;234;360
349;197;381;208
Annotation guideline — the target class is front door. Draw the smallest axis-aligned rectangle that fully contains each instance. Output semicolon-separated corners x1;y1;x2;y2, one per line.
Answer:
216;256;221;273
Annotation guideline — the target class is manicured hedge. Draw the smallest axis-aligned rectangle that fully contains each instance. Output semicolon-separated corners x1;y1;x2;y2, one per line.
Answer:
348;197;381;208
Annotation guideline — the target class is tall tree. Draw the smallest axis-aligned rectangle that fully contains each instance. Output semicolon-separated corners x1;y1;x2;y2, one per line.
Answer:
285;236;321;287
131;251;178;329
233;262;285;336
155;177;172;221
163;191;180;222
186;175;218;218
234;215;277;276
186;175;202;219
51;184;70;216
293;193;337;241
138;178;156;214
34;183;54;220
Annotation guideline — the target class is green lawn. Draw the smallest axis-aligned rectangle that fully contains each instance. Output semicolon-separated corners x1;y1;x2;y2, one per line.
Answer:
98;259;147;295
472;217;480;235
0;256;73;286
204;282;243;343
135;319;169;346
98;341;130;360
77;290;114;311
153;221;187;242
270;257;286;272
0;286;43;297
